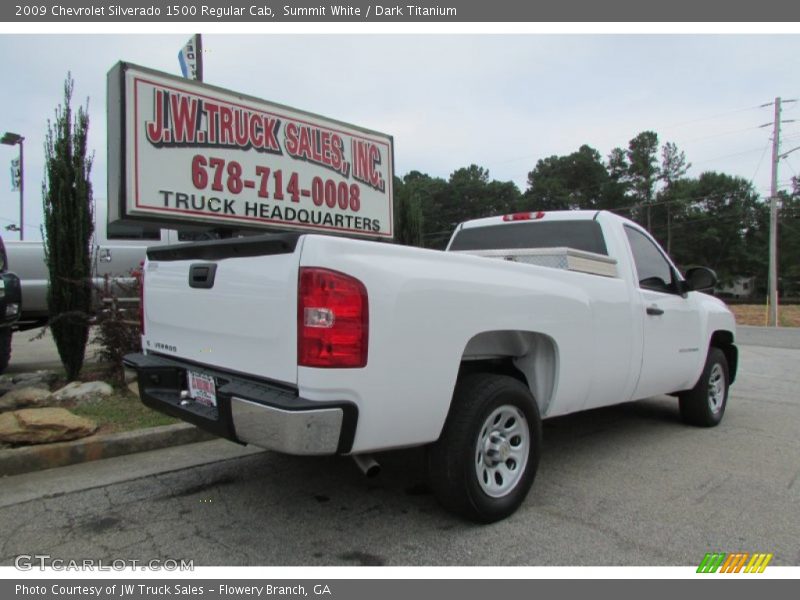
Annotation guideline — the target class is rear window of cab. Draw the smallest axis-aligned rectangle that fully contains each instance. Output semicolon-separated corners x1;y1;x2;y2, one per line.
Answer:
448;220;609;255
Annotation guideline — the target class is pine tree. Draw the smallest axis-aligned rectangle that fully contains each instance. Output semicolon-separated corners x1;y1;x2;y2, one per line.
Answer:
393;176;424;247
42;74;94;381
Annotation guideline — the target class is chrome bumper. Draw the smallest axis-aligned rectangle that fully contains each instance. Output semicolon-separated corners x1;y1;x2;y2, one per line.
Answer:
231;397;344;455
123;352;357;455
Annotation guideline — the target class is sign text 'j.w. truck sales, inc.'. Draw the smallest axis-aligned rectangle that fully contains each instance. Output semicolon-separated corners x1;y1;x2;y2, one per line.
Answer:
108;62;394;238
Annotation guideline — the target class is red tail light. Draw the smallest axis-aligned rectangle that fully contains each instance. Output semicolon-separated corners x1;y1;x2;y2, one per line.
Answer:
298;267;368;368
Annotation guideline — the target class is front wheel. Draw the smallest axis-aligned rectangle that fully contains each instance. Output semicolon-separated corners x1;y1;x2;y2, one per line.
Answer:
679;347;729;427
427;373;541;523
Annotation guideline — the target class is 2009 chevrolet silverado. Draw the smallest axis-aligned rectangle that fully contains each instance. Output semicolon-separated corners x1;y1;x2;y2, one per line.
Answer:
124;210;737;522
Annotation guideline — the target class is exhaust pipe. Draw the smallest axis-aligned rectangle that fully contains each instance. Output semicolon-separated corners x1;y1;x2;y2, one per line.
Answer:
352;454;381;478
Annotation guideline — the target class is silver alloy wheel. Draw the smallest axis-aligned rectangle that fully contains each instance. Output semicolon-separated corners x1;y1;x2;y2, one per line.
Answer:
707;363;725;414
475;405;530;498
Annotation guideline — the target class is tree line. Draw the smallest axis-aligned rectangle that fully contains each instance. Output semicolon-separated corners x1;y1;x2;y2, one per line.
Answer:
38;70;799;383
394;130;800;296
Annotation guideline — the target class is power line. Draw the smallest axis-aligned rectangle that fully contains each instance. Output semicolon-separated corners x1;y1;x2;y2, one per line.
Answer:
784;156;798;179
429;172;782;223
676;125;764;144
656;103;765;132
648;211;759;231
428;209;784;240
506;143;770;184
749;141;772;186
0;214;41;231
691;145;771;165
486;103;767;175
418;104;795;244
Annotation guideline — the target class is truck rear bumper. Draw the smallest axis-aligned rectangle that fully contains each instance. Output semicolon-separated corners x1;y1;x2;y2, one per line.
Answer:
230;397;344;454
122;352;357;455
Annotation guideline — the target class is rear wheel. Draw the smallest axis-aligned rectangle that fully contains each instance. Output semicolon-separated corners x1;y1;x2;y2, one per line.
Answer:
679;347;729;427
427;373;541;523
0;328;11;374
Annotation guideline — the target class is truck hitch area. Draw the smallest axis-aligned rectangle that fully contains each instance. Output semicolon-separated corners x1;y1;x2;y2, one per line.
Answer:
179;390;193;405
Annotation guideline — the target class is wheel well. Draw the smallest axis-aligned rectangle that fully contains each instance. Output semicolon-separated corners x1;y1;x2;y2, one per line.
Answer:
710;330;738;384
459;330;557;416
458;358;528;386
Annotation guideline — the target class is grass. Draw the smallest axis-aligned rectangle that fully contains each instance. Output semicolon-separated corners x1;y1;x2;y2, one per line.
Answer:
727;304;800;327
70;390;177;434
41;363;177;435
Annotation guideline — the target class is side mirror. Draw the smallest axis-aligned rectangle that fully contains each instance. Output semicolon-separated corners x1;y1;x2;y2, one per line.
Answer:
683;267;717;293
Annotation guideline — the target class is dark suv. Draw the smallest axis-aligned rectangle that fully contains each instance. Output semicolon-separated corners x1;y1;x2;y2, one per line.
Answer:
0;235;22;373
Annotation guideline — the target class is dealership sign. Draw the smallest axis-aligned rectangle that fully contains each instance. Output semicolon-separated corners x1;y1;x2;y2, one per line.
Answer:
108;62;394;238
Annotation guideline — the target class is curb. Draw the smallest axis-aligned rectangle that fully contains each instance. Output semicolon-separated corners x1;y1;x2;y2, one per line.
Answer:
0;423;216;477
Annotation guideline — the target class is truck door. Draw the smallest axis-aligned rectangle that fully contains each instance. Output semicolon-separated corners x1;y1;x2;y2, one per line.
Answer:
624;225;704;400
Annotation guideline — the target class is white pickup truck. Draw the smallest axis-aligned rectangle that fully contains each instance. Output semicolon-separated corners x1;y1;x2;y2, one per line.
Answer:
124;210;737;522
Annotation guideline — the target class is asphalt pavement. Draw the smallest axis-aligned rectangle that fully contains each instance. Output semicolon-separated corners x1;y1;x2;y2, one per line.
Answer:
736;325;800;349
0;334;798;566
7;327;102;374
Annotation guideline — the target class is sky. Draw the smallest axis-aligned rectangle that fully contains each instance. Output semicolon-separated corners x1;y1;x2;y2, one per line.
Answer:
1;33;799;240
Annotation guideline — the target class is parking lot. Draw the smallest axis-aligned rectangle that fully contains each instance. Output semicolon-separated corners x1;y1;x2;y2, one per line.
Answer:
1;335;798;566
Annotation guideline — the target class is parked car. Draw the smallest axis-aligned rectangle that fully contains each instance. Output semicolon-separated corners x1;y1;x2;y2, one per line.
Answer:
0;234;22;373
3;200;233;372
125;210;737;522
5;202;183;330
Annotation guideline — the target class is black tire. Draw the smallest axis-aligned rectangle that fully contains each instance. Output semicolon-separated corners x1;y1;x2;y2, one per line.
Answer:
427;373;542;523
679;347;729;427
0;328;11;374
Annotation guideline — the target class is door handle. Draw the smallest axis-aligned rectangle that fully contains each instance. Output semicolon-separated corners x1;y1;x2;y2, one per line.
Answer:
646;305;664;316
189;263;217;289
99;248;112;262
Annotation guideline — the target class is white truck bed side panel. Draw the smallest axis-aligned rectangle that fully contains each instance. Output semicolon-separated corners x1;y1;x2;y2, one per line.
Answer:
296;236;606;453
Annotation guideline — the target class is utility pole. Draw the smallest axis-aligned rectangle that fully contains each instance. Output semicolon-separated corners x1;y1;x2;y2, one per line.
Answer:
1;132;24;240
768;97;781;327
18;137;23;241
761;97;797;327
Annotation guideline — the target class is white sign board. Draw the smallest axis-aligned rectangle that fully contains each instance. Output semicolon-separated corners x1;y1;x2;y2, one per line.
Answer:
108;63;394;238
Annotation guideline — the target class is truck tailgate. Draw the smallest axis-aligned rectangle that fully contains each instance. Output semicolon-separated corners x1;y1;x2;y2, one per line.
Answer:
143;234;302;386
